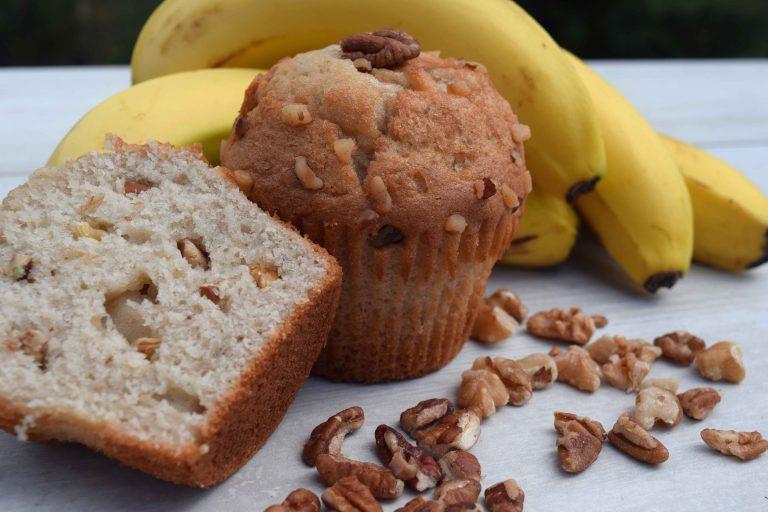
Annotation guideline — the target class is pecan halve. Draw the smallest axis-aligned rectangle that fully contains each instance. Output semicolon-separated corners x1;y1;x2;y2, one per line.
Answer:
654;331;706;366
554;412;605;473
434;479;481;508
374;425;442;491
400;398;454;439
341;30;420;69
402;401;482;457
484;480;525;512
608;413;668;464
438;450;481;482
700;429;768;461
265;488;321;512
322;476;382;512
315;453;404;500
678;387;721;420
303;406;365;466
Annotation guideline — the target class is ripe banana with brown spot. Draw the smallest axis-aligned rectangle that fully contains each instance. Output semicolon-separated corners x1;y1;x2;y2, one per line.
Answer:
566;53;694;293
130;0;606;201
662;136;768;271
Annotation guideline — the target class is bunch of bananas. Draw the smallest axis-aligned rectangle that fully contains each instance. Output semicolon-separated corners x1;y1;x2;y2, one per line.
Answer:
50;0;768;292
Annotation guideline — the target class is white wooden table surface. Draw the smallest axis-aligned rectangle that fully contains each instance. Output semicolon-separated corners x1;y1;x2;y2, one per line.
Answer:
0;61;766;511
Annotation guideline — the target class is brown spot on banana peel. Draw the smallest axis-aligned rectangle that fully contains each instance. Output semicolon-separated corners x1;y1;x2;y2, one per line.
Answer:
745;229;768;269
644;271;683;293
209;36;273;68
566;176;601;203
510;235;539;246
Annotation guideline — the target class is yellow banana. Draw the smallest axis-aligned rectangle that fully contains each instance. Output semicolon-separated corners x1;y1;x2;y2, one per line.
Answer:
662;136;768;271
130;0;605;201
48;68;261;166
566;54;693;292
500;189;579;268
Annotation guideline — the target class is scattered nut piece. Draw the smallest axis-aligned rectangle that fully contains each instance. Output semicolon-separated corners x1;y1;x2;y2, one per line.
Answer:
124;180;151;195
700;429;768;461
178;239;209;269
6;253;33;281
484;479;525;512
510;123;532;144
340;30;421;69
500;185;520;210
374;425;442;491
586;335;661;365
526;308;596;345
444;214;468;234
602;353;650;393
653;331;706;366
400;399;481;457
515;353;558;390
472;356;532;406
488;289;528;322
678;387;721;420
75;222;107;241
608;413;669;464
437;450;481;482
434;479;481;508
79;194;105;213
249;263;279;288
640;378;679;393
553;346;601;392
281;103;313;126
471;302;517;344
367;176;393;214
352;58;373;72
333;138;356;165
322;476;382;512
554;412;605;473
295;156;324;190
591;315;609;328
457;369;509;418
199;285;221;305
303;406;365;466
395;497;443;512
634;386;682;429
473;178;496;200
695;341;746;383
315;454;404;500
135;337;161;360
265;488;321;512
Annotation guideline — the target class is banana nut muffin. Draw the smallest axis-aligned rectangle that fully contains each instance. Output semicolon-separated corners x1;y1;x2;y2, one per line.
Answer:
221;30;531;382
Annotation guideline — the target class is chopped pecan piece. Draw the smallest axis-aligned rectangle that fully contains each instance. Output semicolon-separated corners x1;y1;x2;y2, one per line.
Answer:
295;156;324;190
471;301;517;343
400;399;453;437
608;413;668;464
199;284;222;305
484;480;525;512
281;103;313;126
488;289;528;322
586;335;661;364
395;497;443;512
471;356;532;406
266;488;321;512
5;253;33;281
374;425;442;491
634;386;682;429
340;29;420;69
515;353;558;390
473;178;496;200
303;406;364;466
178;238;209;269
135;337;161;360
695;341;746;383
438;450;481;482
553;346;601;392
653;331;706;366
554;412;605;473
444;214;467;234
76;221;107;241
678;387;721;420
526;307;596;345
124;180;151;195
315;454;404;500
400;399;481;457
249;263;279;287
700;429;768;461
434;479;481;508
456;369;509;418
602;353;650;393
322;476;382;512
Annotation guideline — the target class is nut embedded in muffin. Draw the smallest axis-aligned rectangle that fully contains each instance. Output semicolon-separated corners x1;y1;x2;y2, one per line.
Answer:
221;29;531;382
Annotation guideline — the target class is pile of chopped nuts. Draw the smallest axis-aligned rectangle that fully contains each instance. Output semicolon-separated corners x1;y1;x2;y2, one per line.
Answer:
264;288;764;511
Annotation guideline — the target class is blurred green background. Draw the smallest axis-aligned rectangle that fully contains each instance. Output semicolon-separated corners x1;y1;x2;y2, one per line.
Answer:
1;0;766;65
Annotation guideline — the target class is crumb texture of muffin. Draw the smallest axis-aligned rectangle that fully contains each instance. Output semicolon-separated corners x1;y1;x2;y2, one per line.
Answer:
222;33;531;382
0;138;341;485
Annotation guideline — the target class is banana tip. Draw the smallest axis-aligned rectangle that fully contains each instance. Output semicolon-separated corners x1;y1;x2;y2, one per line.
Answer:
643;271;683;293
746;230;768;269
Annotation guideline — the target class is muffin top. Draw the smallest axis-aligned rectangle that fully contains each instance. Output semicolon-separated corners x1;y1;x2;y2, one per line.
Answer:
221;31;531;243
